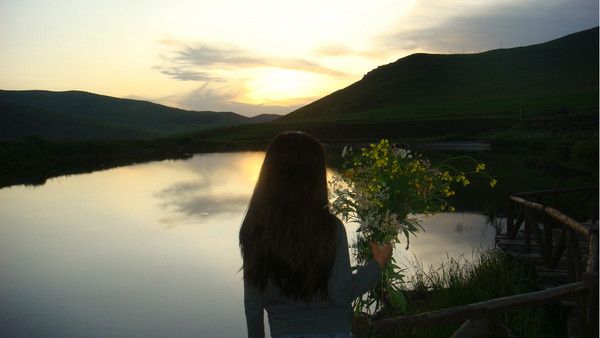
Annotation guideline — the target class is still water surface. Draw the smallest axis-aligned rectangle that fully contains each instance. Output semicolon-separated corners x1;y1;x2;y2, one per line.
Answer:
0;152;495;337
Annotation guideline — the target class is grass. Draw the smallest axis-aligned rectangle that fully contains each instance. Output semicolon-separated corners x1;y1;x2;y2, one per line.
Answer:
381;249;568;337
191;118;521;147
292;90;598;124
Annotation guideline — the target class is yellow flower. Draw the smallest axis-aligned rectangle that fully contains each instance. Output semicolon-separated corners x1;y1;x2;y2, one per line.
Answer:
462;179;470;187
490;178;497;188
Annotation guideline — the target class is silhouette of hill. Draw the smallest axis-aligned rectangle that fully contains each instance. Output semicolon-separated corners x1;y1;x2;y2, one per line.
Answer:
0;90;280;139
279;27;598;123
1;28;597;144
249;114;283;123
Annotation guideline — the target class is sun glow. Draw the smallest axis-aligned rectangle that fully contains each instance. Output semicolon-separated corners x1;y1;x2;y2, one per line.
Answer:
236;152;265;187
1;0;593;116
244;68;322;104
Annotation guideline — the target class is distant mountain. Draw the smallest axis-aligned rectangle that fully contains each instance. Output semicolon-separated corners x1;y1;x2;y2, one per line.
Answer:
249;114;283;123
280;27;598;123
0;90;280;139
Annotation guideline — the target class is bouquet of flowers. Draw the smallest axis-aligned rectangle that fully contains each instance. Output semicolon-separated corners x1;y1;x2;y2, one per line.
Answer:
329;139;496;315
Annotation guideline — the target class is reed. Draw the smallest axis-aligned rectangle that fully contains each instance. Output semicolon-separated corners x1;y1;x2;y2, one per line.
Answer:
393;249;567;338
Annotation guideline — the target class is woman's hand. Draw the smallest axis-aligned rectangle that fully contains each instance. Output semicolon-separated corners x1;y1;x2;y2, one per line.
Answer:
369;241;393;268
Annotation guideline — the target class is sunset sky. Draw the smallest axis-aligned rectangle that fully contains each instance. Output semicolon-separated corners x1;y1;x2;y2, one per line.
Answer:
1;0;597;116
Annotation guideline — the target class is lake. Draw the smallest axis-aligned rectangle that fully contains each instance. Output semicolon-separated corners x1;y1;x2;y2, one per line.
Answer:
0;152;497;337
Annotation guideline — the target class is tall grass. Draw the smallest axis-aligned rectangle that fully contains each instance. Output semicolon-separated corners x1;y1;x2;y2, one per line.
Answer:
392;249;567;337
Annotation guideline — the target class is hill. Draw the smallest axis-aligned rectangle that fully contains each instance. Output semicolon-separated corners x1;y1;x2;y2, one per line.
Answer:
279;27;598;123
0;90;280;139
2;28;598;187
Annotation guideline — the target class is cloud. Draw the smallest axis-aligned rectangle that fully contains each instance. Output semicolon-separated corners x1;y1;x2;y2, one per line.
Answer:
174;44;259;67
154;39;342;115
148;74;308;116
152;0;598;116
175;84;302;116
157;67;224;82
377;0;598;56
158;40;347;81
156;180;249;216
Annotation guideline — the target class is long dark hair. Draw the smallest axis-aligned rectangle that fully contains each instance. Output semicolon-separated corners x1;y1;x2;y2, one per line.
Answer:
239;131;337;302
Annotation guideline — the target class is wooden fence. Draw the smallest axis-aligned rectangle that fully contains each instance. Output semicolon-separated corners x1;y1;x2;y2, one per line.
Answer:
504;187;597;286
370;188;598;337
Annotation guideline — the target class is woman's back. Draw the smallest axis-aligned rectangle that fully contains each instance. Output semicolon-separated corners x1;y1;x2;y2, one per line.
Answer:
240;132;336;302
240;132;390;338
244;218;381;337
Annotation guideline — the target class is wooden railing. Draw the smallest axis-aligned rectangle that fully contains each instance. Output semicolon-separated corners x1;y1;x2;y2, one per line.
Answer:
505;187;598;280
505;188;598;336
372;281;592;337
506;186;598;237
370;189;598;337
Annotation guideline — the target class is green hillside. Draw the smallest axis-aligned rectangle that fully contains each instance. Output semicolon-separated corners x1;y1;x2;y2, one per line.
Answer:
0;90;278;139
280;27;598;123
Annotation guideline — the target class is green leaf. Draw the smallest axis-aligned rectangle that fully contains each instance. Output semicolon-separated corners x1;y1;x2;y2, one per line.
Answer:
388;288;407;313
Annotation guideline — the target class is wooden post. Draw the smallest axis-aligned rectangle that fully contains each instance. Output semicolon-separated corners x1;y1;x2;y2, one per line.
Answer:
509;209;524;239
549;228;566;268
581;271;598;338
524;210;531;254
586;233;599;274
543;213;554;264
565;228;582;282
582;232;599;338
527;209;546;258
506;192;514;236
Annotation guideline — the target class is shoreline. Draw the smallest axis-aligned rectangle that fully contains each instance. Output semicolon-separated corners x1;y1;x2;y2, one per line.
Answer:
1;133;596;189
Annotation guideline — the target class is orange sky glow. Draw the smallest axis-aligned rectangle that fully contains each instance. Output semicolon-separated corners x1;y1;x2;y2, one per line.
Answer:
0;0;597;116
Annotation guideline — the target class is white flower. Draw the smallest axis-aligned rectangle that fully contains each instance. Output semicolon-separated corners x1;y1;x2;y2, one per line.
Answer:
341;145;352;158
394;148;411;159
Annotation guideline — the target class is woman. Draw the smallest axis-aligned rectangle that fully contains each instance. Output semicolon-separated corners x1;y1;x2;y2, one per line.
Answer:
240;131;392;338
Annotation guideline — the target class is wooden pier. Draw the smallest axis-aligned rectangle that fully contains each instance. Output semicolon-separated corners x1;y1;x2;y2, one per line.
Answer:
499;187;598;287
496;187;598;337
369;187;598;338
496;225;591;289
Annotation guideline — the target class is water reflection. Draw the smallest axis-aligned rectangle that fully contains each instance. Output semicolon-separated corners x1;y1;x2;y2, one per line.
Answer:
0;152;495;338
156;180;249;223
397;213;496;270
154;152;264;226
